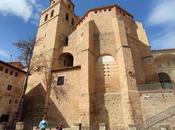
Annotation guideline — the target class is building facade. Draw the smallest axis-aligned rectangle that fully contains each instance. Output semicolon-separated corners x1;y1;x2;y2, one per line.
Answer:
138;49;175;130
24;0;175;130
0;61;26;126
152;49;175;83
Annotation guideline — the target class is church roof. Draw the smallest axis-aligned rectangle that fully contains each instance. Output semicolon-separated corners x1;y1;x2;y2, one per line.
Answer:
77;4;133;26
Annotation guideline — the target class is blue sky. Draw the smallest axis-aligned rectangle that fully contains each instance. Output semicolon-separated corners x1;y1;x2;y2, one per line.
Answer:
0;0;175;62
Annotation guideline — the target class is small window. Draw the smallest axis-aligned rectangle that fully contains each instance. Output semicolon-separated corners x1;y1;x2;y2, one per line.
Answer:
51;10;54;17
61;53;74;67
65;13;69;21
57;76;64;85
5;68;9;73
52;1;55;4
9;100;12;104
45;14;48;21
0;66;3;71
71;18;74;25
15;100;18;104
10;71;13;75
7;85;12;91
64;60;66;66
64;37;68;46
94;11;97;13
68;4;71;8
0;115;9;122
108;9;111;11
15;72;18;77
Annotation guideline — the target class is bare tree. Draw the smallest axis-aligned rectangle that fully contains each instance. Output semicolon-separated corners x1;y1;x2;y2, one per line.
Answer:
14;37;60;120
13;38;36;121
13;39;35;68
32;53;53;117
14;37;46;95
13;39;36;96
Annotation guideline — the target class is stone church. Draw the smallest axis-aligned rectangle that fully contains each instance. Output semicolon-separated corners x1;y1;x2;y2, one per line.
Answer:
23;0;175;130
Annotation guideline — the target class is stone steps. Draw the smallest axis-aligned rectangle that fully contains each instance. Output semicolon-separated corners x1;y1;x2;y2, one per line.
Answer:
138;105;175;130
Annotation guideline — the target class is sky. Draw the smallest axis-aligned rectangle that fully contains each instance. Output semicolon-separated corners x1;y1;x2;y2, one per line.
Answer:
0;0;175;62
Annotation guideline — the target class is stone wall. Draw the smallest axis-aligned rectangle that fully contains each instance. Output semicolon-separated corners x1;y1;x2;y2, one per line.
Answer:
140;91;175;129
0;61;26;125
48;68;81;127
140;92;175;120
145;116;175;130
24;0;79;129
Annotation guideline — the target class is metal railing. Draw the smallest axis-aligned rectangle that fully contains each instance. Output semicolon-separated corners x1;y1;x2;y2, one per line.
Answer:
138;105;175;130
138;83;175;92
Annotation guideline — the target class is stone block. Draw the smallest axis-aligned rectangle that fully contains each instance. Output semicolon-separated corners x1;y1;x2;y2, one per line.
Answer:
128;125;137;130
63;127;79;130
16;122;24;130
0;122;6;130
33;126;39;130
99;123;106;130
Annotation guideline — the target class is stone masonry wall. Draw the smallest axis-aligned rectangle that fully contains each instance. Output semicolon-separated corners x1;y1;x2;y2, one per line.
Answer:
140;91;175;129
48;68;81;128
141;92;175;121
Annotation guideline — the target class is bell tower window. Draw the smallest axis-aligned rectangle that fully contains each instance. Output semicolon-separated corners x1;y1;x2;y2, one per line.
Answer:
45;14;48;21
59;53;74;67
51;10;54;17
65;13;69;21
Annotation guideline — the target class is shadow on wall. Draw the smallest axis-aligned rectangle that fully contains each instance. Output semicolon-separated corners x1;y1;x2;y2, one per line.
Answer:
22;84;68;130
93;22;110;129
129;22;159;85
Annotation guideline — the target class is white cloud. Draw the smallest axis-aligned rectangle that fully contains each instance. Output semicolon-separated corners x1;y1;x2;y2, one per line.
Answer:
0;0;44;24
147;0;175;26
147;0;175;50
0;49;9;58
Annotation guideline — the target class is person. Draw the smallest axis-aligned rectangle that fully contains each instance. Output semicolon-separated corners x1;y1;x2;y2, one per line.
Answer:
55;124;60;130
59;124;63;130
39;117;47;130
55;123;63;130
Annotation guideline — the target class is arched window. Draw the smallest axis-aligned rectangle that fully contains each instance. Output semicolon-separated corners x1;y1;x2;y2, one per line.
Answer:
95;55;118;93
44;14;48;21
158;73;171;83
52;1;55;4
60;53;74;67
51;10;54;17
65;13;69;21
97;55;115;64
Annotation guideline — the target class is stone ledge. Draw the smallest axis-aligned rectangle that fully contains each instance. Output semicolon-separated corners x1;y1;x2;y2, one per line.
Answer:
52;65;81;72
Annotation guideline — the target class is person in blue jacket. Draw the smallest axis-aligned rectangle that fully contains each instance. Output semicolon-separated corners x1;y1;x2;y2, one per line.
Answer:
39;117;48;130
